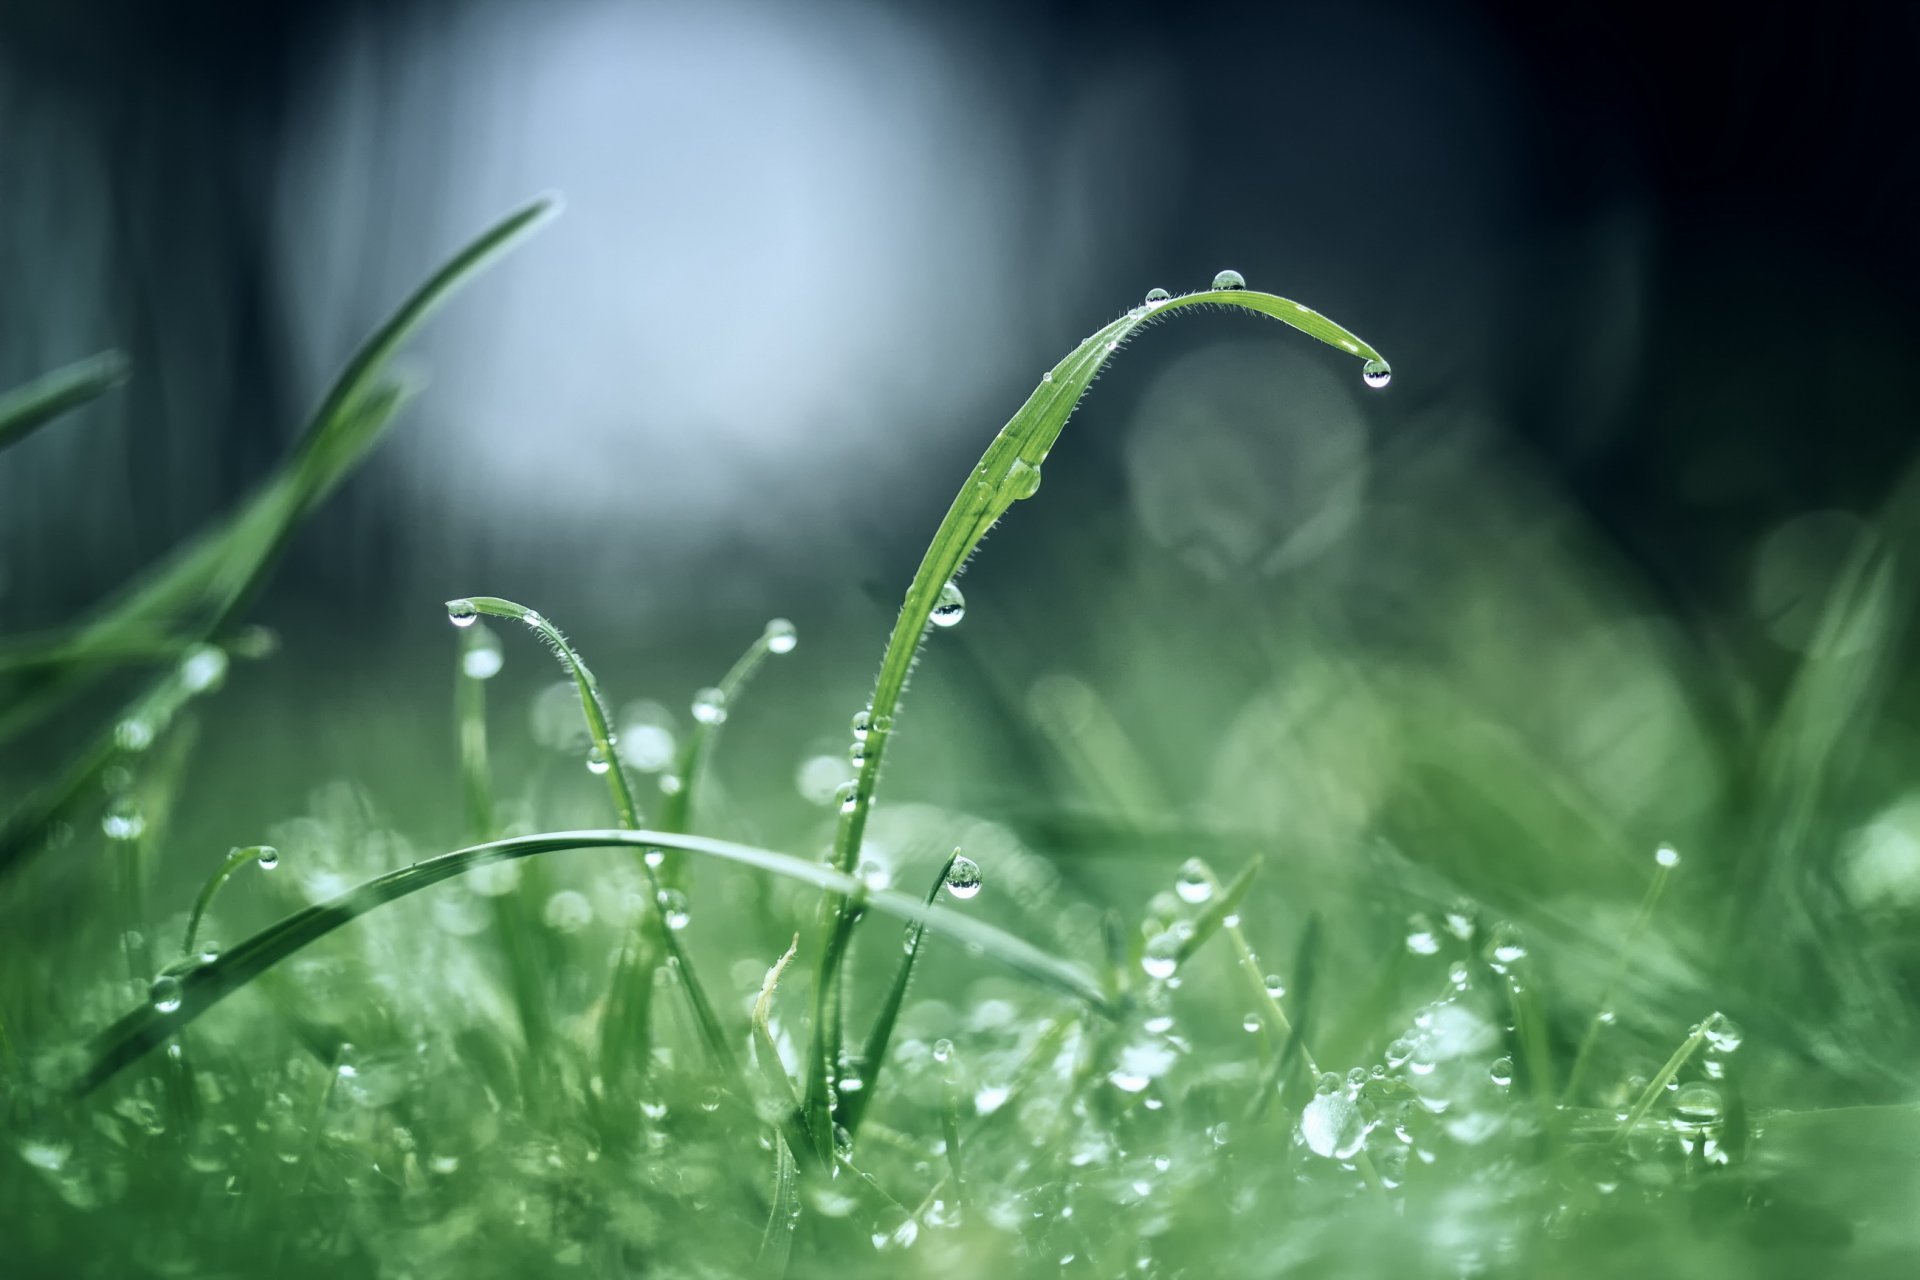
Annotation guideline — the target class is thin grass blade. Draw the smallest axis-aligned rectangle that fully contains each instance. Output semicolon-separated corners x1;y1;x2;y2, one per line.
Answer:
0;350;129;453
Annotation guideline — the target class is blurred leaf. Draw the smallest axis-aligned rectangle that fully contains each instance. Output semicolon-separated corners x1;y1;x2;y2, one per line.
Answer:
0;350;128;453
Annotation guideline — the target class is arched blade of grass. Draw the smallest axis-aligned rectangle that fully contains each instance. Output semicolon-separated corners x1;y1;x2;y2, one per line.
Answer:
179;844;279;960
1562;847;1679;1103
1244;913;1323;1124
1612;1015;1714;1142
749;933;821;1185
1174;856;1262;967
805;284;1388;1148
841;851;959;1138
449;595;734;1071
0;196;557;758
75;828;1111;1095
656;617;798;864
0;350;129;453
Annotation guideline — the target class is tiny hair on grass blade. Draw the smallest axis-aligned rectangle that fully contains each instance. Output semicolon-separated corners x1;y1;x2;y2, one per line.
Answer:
78;827;1113;1094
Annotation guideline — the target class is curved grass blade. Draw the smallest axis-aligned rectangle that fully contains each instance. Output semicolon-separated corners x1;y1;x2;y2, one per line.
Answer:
76;828;1111;1095
842;851;958;1138
1174;856;1262;965
451;595;733;1070
756;1126;800;1278
657;618;796;854
0;350;129;453
0;196;557;754
806;284;1388;1144
180;844;278;959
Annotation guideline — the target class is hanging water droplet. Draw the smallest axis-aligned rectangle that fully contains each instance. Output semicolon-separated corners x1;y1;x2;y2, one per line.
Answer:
1448;960;1470;990
656;889;691;930
254;846;279;870
932;1038;953;1064
836;781;860;814
1005;459;1043;501
1211;268;1245;291
657;773;684;795
586;745;612;775
178;644;228;693
1444;903;1476;939
944;855;982;900
1702;1012;1744;1053
150;973;183;1013
644;847;666;869
850;710;872;741
462;627;504;680
1485;923;1527;968
1489;1056;1514;1087
1143;287;1171;305
1655;843;1681;869
197;940;221;965
856;859;892;892
764;618;798;655
1405;914;1441;955
1173;859;1212;905
445;599;479;628
848;739;867;769
691;687;728;725
1241;1013;1261;1034
1671;1082;1724;1124
1141;931;1180;980
930;581;966;628
1263;973;1287;1000
1361;359;1392;390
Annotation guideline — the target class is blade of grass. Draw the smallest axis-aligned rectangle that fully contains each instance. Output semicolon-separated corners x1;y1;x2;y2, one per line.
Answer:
1174;856;1262;966
749;934;820;1177
1562;847;1678;1103
1612;1016;1714;1142
756;1124;800;1279
0;196;557;757
0;350;129;453
451;595;735;1072
76;827;1112;1095
179;844;279;960
842;851;959;1138
805;284;1388;1153
1245;913;1323;1124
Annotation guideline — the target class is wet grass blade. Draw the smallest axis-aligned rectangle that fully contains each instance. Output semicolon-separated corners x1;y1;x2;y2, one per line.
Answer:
1245;914;1323;1123
1174;857;1262;965
76;828;1111;1095
0;197;557;753
842;851;958;1138
756;1127;800;1278
805;284;1388;1155
0;350;129;453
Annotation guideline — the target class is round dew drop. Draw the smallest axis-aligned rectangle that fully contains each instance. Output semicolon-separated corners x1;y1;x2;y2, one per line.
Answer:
1489;1056;1514;1087
150;973;183;1013
930;581;966;629
764;618;798;654
1174;859;1213;905
586;745;612;775
445;599;479;628
944;854;983;900
1211;268;1246;291
657;889;691;931
932;1038;954;1064
836;781;860;814
254;846;280;870
1263;973;1287;999
1005;459;1043;501
1144;287;1171;304
851;710;872;741
1655;843;1681;869
1141;931;1180;980
691;687;728;725
1361;358;1392;390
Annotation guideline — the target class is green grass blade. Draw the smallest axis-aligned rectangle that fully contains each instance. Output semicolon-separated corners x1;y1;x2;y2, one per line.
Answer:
657;618;796;855
803;282;1387;1170
756;1129;800;1278
0;350;129;453
842;851;958;1138
0;196;556;752
1174;856;1262;965
180;844;277;960
76;829;1111;1094
450;595;736;1070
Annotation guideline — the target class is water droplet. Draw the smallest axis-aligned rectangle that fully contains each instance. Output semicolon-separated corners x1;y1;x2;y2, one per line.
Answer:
1005;459;1043;501
1671;1082;1724;1123
150;973;182;1012
643;847;666;869
1241;1013;1260;1033
764;618;798;654
1405;914;1441;955
1211;269;1245;291
1444;904;1476;939
1597;1008;1617;1025
179;644;228;693
1485;924;1527;968
848;739;867;769
1143;287;1171;305
932;1038;953;1064
1448;961;1470;990
1385;1038;1414;1069
856;859;891;892
850;710;873;741
1361;358;1392;390
462;627;504;679
1489;1057;1514;1087
196;940;221;964
657;772;683;795
586;745;611;775
543;890;593;933
102;799;145;842
1300;1090;1367;1159
691;687;728;725
1263;973;1287;1000
1141;931;1180;980
1702;1012;1744;1053
1655;843;1681;869
1173;859;1212;905
836;781;860;814
657;888;691;930
254;846;280;870
445;599;479;627
1042;370;1055;384
944;855;982;900
115;718;155;753
930;581;966;628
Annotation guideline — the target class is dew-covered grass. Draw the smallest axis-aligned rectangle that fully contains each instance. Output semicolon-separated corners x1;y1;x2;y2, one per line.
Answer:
3;198;1915;1278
